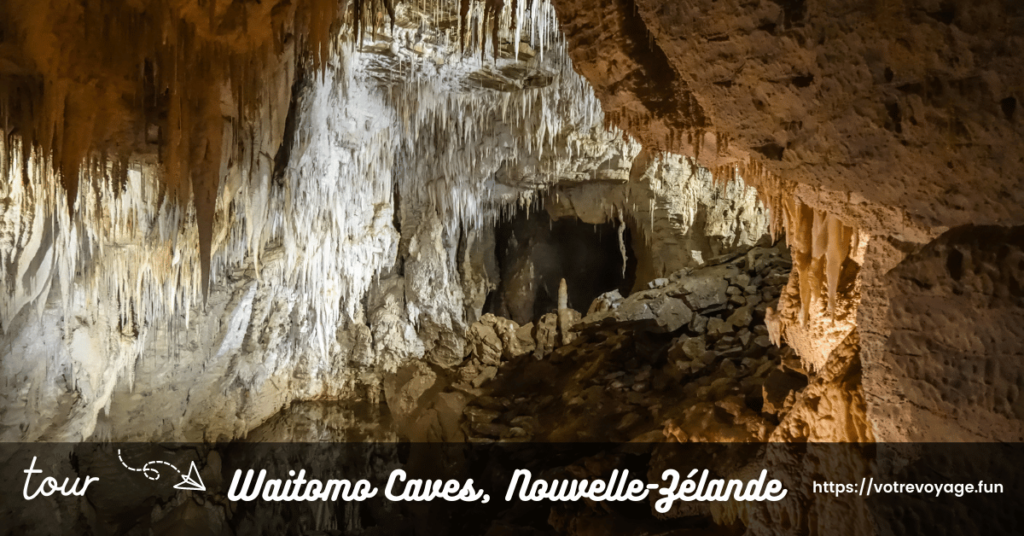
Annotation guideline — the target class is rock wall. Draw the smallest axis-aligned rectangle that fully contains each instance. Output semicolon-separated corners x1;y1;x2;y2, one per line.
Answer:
867;225;1024;442
551;0;1024;233
549;0;1024;442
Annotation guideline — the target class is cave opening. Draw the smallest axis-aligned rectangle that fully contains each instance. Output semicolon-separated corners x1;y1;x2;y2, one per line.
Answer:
485;202;637;325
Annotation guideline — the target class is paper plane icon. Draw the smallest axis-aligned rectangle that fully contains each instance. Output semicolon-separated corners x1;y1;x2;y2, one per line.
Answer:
173;461;206;492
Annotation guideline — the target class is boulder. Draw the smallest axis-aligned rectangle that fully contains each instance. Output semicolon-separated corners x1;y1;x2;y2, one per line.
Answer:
513;322;536;357
646;295;693;332
689;314;708;333
472;366;498;388
578;293;692;333
558;307;582;345
648;277;669;289
533;313;558;359
706;317;734;338
587;289;623;316
680;335;707;361
679;267;731;310
468;322;503;365
727;305;753;329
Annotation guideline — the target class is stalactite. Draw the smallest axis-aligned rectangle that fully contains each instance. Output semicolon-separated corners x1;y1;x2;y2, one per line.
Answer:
0;0;408;303
778;194;857;324
2;0;572;341
618;210;627;278
0;0;770;440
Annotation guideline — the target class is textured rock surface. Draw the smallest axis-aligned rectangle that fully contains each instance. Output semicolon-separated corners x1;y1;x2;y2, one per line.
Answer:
549;0;1024;445
867;225;1024;442
551;0;1024;234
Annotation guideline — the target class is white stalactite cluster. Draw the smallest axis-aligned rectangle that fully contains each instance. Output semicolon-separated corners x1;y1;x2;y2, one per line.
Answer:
0;1;769;441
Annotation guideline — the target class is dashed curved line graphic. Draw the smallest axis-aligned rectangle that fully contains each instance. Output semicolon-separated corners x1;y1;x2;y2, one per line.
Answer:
117;449;183;481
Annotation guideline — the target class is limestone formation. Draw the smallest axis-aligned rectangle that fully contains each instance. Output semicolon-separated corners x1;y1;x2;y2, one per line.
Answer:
0;1;770;442
0;1;1021;534
548;0;1024;448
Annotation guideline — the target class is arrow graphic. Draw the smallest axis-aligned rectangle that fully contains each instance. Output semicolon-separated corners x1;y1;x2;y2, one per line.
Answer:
117;449;206;492
175;461;206;492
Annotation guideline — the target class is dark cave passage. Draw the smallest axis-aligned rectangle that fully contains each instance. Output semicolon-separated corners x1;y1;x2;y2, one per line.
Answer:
486;204;637;325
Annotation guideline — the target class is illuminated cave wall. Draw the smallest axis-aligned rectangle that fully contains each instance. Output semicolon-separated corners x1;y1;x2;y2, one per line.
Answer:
2;1;1021;533
1;0;1018;451
548;0;1024;442
0;0;768;442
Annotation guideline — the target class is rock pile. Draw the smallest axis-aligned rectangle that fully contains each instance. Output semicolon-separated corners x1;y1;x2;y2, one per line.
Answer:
435;241;805;444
